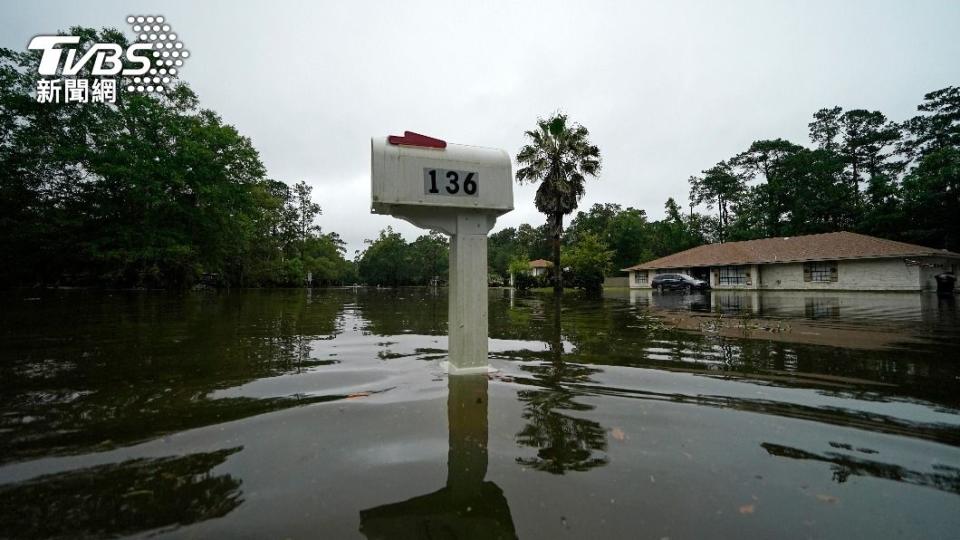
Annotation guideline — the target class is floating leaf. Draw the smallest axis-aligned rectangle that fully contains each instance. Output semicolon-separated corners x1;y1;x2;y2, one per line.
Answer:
739;504;755;514
611;427;626;441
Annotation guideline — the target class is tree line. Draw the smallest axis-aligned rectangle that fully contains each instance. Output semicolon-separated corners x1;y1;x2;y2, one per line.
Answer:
1;28;354;288
687;87;959;249
2;27;955;290
477;87;959;291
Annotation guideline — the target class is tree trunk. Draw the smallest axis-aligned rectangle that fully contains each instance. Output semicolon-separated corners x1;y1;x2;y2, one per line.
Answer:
717;197;725;244
552;212;563;292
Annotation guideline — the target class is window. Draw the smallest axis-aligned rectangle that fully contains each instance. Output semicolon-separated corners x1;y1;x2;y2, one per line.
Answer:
804;262;837;283
634;271;648;285
717;266;747;285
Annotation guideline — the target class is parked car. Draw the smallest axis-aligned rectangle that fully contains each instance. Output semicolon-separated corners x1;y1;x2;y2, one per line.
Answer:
651;273;710;292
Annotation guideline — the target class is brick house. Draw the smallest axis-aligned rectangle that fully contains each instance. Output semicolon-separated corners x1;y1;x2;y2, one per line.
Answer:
623;232;959;291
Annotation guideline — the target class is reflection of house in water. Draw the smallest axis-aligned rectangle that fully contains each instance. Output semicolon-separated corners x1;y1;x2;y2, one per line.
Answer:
712;291;758;313
804;296;841;319
359;376;516;539
623;231;960;292
622;288;954;324
627;289;713;312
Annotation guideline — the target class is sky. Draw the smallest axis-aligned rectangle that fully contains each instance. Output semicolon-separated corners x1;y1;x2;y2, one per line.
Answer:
2;0;958;256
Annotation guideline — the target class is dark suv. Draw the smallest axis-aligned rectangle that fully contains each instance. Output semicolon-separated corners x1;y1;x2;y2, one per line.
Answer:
651;273;709;292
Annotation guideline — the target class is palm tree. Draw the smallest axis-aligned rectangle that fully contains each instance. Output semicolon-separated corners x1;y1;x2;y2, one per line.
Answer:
516;114;601;291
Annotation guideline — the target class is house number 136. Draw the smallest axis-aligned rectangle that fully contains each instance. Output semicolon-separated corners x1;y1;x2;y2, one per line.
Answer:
424;168;479;196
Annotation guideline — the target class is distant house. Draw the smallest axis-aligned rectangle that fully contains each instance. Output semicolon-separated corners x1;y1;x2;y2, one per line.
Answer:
622;232;959;292
528;259;554;277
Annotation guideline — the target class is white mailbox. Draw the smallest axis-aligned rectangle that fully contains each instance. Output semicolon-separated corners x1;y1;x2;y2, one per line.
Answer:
370;132;514;374
371;132;513;222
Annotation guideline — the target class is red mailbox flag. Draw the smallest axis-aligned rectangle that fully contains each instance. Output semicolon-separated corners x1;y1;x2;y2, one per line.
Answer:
387;131;447;149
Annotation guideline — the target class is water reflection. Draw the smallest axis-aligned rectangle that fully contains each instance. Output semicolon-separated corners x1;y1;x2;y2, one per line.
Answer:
622;288;960;326
762;442;960;495
0;288;958;537
0;291;346;464
513;298;608;474
0;448;243;538
360;375;516;539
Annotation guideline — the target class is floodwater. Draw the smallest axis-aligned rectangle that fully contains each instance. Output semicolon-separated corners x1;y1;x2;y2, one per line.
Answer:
1;288;958;539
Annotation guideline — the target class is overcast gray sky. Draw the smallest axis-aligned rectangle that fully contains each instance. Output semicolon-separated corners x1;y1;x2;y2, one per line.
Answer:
3;1;958;255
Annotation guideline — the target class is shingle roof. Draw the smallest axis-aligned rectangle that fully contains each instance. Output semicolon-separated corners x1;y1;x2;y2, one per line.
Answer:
529;259;554;268
622;231;960;271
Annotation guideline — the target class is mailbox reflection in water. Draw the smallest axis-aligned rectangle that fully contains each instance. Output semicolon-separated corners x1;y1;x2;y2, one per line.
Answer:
359;375;516;539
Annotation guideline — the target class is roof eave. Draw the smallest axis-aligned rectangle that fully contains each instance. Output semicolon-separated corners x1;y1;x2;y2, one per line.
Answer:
625;252;960;271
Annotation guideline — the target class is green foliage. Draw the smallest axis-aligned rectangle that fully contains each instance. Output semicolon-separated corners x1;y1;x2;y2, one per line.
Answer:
689;161;745;243
488;223;551;277
901;86;960;159
561;233;612;292
684;86;960;253
0;28;351;288
566;201;711;271
355;228;449;286
508;256;532;278
408;232;449;285
511;272;541;291
900;147;960;250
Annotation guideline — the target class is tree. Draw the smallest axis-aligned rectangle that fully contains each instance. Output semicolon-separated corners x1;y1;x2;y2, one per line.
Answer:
901;86;960;159
900;148;960;250
408;232;449;285
303;232;355;286
688;161;744;243
647;198;708;259
516;113;601;291
603;208;650;270
729;139;805;238
292;181;321;255
516;223;552;261
0;26;353;289
898;86;960;249
488;227;521;278
565;203;622;244
809;107;902;213
0;27;273;287
561;232;613;292
508;256;538;290
356;227;409;286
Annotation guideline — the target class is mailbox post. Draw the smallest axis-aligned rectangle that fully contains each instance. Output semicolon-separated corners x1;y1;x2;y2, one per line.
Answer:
371;132;513;373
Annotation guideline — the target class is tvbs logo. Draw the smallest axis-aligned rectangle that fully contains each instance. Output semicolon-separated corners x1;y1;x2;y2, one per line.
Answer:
29;15;189;104
28;36;152;77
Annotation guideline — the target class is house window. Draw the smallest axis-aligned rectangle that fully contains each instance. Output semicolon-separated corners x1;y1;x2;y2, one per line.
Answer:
717;266;747;285
634;271;648;285
804;262;837;283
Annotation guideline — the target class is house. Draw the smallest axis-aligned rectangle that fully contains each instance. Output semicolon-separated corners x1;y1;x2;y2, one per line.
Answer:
622;231;959;292
528;259;554;277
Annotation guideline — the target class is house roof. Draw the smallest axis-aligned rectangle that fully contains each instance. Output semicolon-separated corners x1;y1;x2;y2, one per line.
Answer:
622;231;960;271
529;259;554;268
